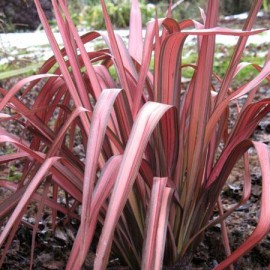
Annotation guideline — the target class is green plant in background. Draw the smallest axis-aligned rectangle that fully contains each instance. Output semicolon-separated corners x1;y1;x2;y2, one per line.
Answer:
0;0;270;269
156;0;206;21
0;16;15;33
263;0;269;11
71;0;155;29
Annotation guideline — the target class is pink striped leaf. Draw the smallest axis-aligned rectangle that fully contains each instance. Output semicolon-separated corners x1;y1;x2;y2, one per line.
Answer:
0;157;60;247
94;101;176;269
57;0;103;99
205;60;270;145
215;0;263;105
100;0;133;108
153;186;174;269
67;155;122;269
214;142;270;269
34;0;90;133
142;177;168;269
0;74;59;110
79;88;123;259
128;0;143;62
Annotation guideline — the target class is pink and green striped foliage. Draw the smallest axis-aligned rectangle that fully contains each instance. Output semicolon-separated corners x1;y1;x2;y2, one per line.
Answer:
0;0;270;269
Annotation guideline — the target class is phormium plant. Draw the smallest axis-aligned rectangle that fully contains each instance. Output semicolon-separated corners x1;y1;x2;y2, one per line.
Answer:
0;0;270;269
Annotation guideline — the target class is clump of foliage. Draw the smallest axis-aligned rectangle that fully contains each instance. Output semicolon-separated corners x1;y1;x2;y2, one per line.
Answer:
0;0;270;269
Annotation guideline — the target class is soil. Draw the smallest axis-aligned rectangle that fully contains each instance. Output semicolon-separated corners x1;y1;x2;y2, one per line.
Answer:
1;13;270;270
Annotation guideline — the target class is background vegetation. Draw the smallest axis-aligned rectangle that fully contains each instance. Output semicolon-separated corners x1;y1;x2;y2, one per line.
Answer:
0;0;264;32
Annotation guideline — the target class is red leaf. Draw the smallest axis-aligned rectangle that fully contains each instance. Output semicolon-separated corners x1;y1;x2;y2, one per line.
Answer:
94;102;176;269
129;0;143;62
